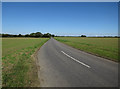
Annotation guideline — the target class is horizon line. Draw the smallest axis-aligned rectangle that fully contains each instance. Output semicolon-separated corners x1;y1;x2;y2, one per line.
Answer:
0;33;118;37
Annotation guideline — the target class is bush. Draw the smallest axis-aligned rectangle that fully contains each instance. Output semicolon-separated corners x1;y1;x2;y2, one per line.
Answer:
81;35;86;37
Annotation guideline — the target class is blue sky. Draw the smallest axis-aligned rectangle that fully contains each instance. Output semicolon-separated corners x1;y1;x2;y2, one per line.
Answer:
2;2;118;36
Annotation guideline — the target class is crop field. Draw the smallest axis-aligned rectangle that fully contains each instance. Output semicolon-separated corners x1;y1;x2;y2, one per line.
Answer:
2;38;49;87
55;37;118;61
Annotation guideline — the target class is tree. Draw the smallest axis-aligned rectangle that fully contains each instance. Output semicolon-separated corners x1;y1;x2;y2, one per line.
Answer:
18;34;22;37
42;33;51;38
25;34;30;37
81;35;86;37
30;33;36;37
0;34;2;37
35;32;43;37
51;34;55;37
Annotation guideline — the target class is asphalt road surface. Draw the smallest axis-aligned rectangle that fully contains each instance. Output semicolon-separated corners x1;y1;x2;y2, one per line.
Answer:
37;38;118;87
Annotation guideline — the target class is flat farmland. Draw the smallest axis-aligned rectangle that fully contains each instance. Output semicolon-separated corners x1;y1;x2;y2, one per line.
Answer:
55;37;118;61
2;38;49;87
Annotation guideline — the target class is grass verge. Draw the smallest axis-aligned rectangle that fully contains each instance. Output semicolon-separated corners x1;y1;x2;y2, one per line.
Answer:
55;37;118;62
2;38;49;87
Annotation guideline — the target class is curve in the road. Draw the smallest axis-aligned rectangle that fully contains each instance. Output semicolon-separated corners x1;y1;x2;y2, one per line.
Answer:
37;38;118;87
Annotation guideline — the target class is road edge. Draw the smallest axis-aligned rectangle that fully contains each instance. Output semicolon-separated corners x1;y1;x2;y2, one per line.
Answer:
33;38;50;87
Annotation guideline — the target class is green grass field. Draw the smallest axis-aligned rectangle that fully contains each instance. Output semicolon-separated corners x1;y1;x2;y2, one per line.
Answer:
55;37;118;61
2;38;49;87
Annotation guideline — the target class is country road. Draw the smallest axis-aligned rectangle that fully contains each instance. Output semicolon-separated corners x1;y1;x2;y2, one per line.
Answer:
37;38;118;87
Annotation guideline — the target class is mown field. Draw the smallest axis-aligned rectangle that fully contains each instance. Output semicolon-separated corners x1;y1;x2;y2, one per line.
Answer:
55;37;118;61
2;38;49;87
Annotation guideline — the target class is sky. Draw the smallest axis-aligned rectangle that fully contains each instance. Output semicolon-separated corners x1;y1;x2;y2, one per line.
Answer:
2;0;120;2
2;2;118;36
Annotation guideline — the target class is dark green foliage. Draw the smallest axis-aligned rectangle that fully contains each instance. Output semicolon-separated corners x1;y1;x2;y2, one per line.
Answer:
2;32;54;38
81;35;86;37
42;33;51;38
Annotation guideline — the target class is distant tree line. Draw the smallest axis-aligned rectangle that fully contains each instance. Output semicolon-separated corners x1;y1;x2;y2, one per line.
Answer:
54;35;119;38
0;33;119;38
55;35;87;37
0;32;55;38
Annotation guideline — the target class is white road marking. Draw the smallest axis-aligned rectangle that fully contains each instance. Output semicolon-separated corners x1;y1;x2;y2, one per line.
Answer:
61;51;91;68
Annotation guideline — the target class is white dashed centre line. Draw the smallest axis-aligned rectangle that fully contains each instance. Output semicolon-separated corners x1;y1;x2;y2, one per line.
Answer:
61;51;91;68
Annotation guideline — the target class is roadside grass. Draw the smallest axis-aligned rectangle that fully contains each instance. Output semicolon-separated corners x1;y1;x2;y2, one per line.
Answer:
55;37;118;61
2;38;49;87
